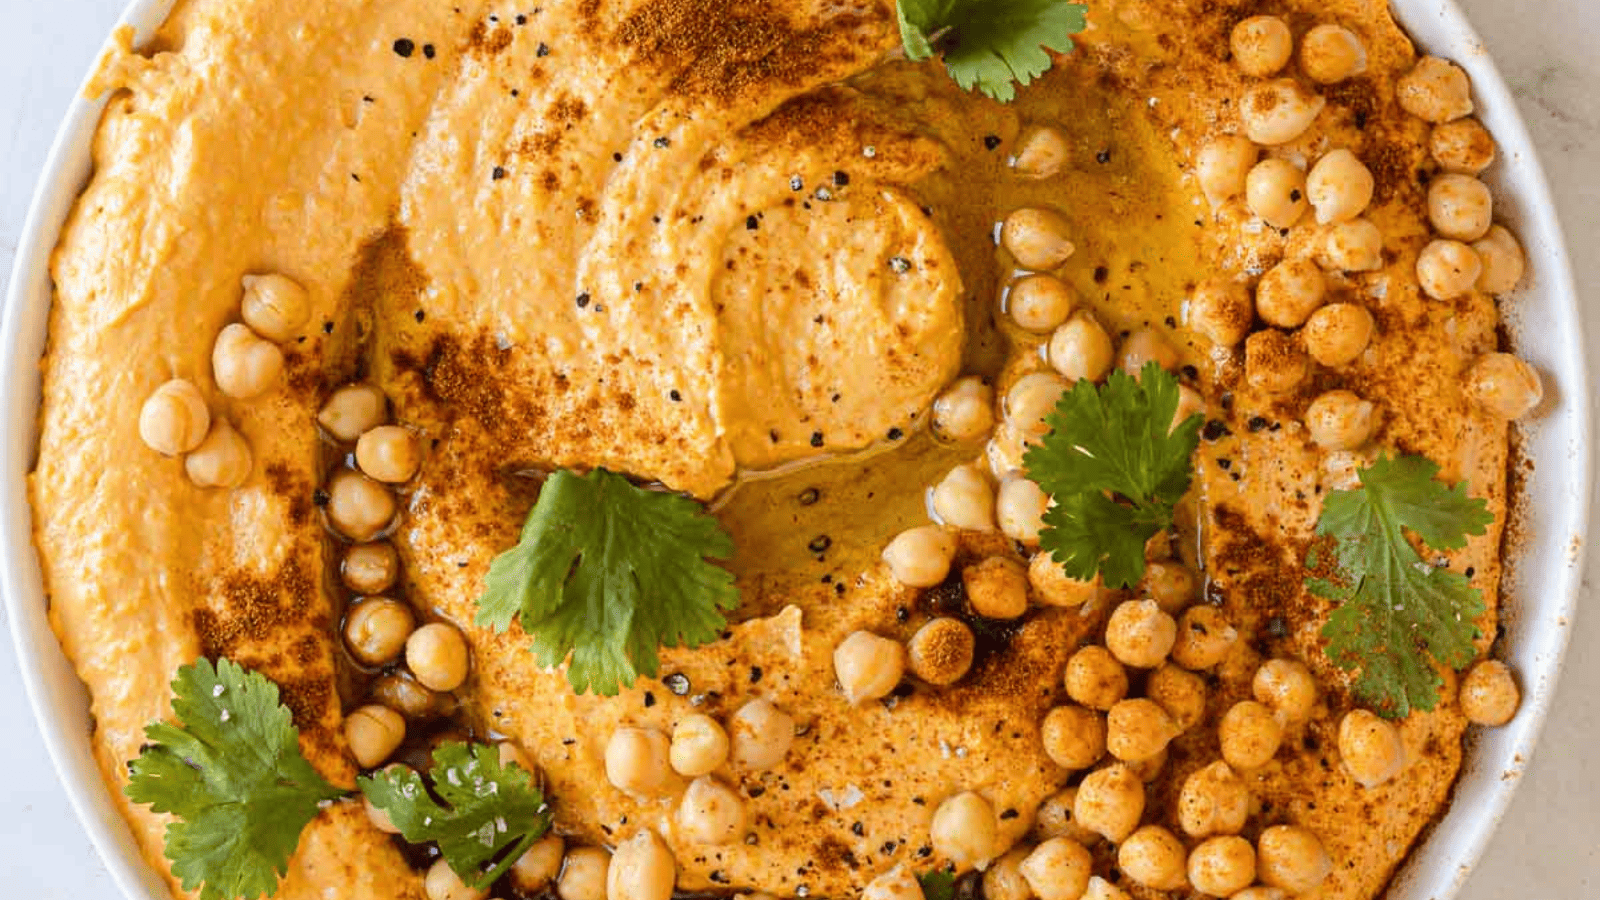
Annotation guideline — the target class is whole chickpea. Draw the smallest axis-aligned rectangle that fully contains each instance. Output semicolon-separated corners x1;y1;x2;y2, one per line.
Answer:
1417;239;1483;301
557;847;612;900
1041;704;1106;770
212;323;284;399
326;469;398;542
606;727;673;796
677;776;746;845
1171;605;1238;670
1244;330;1309;395
1002;208;1076;271
863;866;924;900
405;622;470;692
1006;274;1076;333
1240;80;1327;146
834;631;907;703
1464;352;1543;420
1301;24;1368;84
343;542;400;595
1188;835;1258;897
1430;118;1497;174
1306;149;1375;225
1197;136;1260;208
1253;659;1319;722
1011;124;1071;180
1460;659;1521;726
1428;174;1494;242
185;420;253;488
933;377;996;442
344;597;417;667
1028;553;1098;608
1178;761;1251;838
1231;16;1292;77
983;846;1034;900
1338;708;1407;787
987;424;1031;479
1081;877;1132;900
357;425;422;483
1303;302;1375;367
1255;259;1327;329
1118;328;1180;376
1246;159;1310;229
997;477;1049;545
1019;838;1092;900
607;830;676;900
931;791;998;869
1187;279;1254;347
1219;700;1284;770
931;463;997;532
1473;225;1527;295
425;857;488;900
1147;663;1208;732
1006;373;1068;436
1305;390;1377;451
1141;561;1200;614
1123;745;1169;783
240;273;312;341
964;556;1030;619
511;834;566;894
669;714;729;777
1073;763;1145;842
728;698;794;769
1105;599;1178;668
1257;825;1333;894
1320;217;1386;272
908;618;975;686
1065;645;1129;710
345;704;406;769
139;379;211;456
318;383;388;442
364;788;402;834
369;673;448;722
1118;825;1188;891
1033;787;1100;844
1049;314;1115;383
882;526;956;588
1106;698;1179;762
1397;56;1474;123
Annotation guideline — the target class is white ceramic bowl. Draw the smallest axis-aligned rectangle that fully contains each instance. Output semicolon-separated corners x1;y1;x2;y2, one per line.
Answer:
3;2;1589;899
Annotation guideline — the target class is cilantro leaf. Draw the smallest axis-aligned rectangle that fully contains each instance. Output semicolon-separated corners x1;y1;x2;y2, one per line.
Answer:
896;0;1088;102
359;742;550;889
125;659;345;900
918;870;956;900
1307;455;1494;718
1024;363;1203;588
475;468;739;695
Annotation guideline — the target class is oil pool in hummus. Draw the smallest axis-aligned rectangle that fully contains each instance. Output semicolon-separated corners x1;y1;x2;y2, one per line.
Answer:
29;1;1543;900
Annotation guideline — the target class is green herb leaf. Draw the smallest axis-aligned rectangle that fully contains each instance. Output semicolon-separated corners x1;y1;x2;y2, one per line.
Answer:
475;468;739;695
125;659;345;900
1307;454;1494;718
1024;363;1203;589
896;0;1088;102
359;742;550;889
918;870;957;900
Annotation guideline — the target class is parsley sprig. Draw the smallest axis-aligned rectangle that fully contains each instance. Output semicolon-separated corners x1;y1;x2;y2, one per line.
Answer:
475;468;739;695
1308;454;1494;718
1024;363;1204;589
896;0;1089;102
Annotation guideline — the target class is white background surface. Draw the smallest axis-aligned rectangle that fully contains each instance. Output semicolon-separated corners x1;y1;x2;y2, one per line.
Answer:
0;0;1594;896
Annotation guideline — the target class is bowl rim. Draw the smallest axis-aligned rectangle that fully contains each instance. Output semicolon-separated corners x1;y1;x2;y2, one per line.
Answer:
2;2;1589;900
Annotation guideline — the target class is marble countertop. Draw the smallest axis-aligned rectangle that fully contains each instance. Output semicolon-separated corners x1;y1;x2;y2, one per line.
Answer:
1;0;1594;896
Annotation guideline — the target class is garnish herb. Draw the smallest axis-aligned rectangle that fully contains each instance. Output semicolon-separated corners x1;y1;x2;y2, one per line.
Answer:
1307;454;1494;718
918;869;957;900
359;742;551;889
125;659;345;900
895;0;1089;102
475;467;739;695
1024;363;1204;589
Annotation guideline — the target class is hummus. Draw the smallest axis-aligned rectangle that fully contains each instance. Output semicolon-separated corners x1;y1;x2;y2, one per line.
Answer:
30;0;1522;899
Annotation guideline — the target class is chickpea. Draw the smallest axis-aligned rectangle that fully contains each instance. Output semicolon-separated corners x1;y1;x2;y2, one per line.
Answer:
931;791;998;870
1065;646;1128;711
1301;24;1367;84
1232;889;1289;900
1306;149;1374;225
983;846;1034;900
1006;373;1068;436
728;698;794;769
1006;274;1076;333
1306;390;1378;451
1171;605;1238;670
319;383;389;442
1257;825;1332;894
1028;553;1098;608
1321;217;1385;272
1187;279;1254;347
1049;313;1115;383
344;598;417;667
1073;763;1145;842
1244;330;1309;395
1147;663;1208;732
345;704;405;769
1033;787;1100;844
1255;259;1327;328
1081;877;1131;900
1188;835;1258;897
139;379;211;456
1002;208;1076;271
606;727;674;796
1118;328;1180;376
211;323;284;400
1041;704;1106;770
512;835;566;894
343;542;400;595
1220;700;1284;771
1460;659;1521;726
908;618;975;686
987;424;1031;479
355;425;421;483
1179;761;1250;838
185;420;253;488
1398;56;1474;123
932;464;997;532
1417;239;1483;301
1430;118;1497;174
1245;159;1309;229
425;857;488;900
1474;225;1527;294
1019;838;1092;900
369;673;449;721
1465;352;1543;420
933;377;996;442
1428;173;1494;242
364;790;401;834
1230;16;1292;77
405;622;470;692
882;525;957;588
1118;825;1187;891
677;776;745;845
557;847;612;900
963;556;1030;620
240;273;312;342
1127;745;1171;784
863;866;923;900
997;477;1049;545
1338;708;1407;787
1253;658;1319;722
669;714;729;777
1010;125;1070;179
607;830;676;900
1240;80;1327;146
1197;136;1260;208
1303;302;1375;368
1107;698;1179;762
1105;599;1177;668
834;630;907;703
1142;562;1200;615
326;468;398;542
